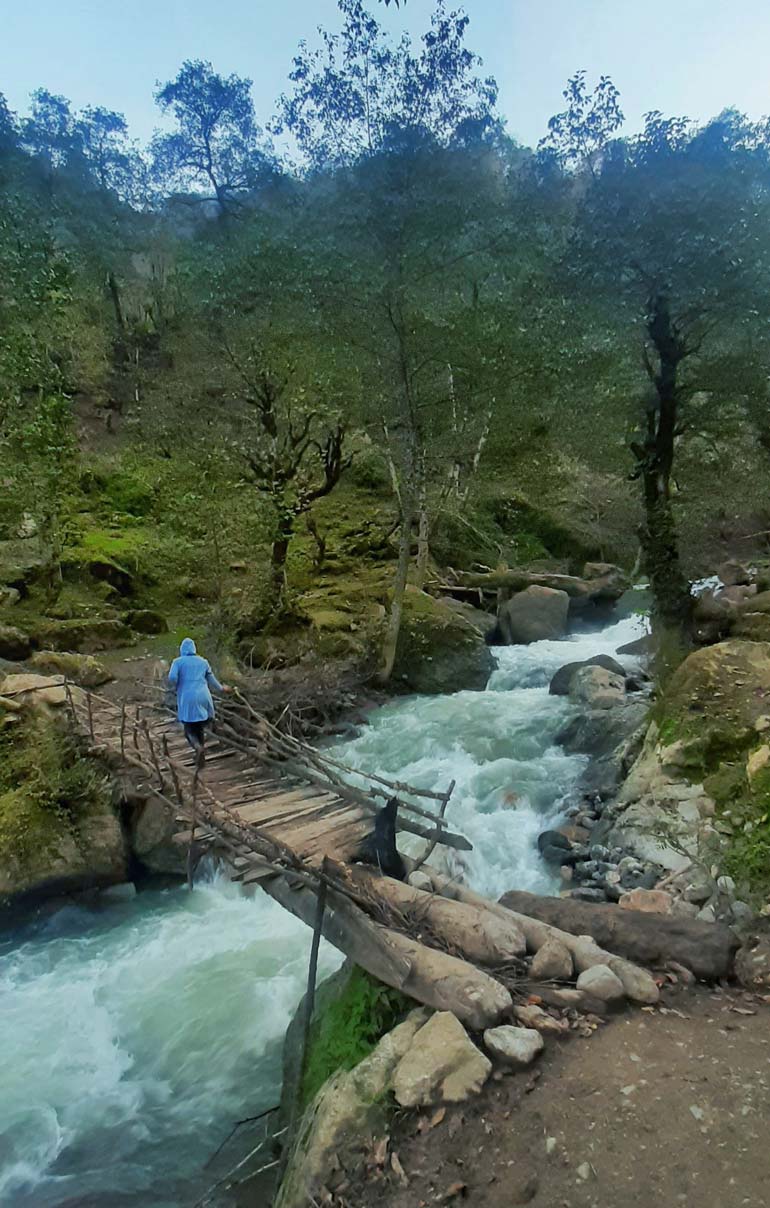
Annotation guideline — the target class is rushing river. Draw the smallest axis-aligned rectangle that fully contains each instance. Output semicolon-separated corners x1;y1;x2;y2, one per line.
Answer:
0;610;644;1207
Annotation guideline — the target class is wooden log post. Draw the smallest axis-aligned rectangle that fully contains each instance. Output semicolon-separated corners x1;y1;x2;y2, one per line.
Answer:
419;867;660;1004
338;862;527;966
260;873;512;1029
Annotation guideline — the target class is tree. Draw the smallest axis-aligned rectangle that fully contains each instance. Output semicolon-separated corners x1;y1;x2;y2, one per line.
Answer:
538;71;623;174
0;203;78;598
22;89;77;187
555;98;770;632
151;60;274;212
75;106;142;200
274;0;500;171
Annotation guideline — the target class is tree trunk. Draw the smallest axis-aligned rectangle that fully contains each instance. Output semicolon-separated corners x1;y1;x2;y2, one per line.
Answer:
270;509;295;604
379;500;414;684
499;890;737;981
634;292;693;635
639;488;692;632
414;503;430;590
261;871;512;1029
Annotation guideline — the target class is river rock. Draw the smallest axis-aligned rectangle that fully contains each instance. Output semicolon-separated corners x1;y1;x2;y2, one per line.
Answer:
576;965;625;1003
483;1025;544;1069
392;1011;491;1107
618;888;673;915
570;665;626;710
497;586;570;645
276;1009;429;1208
529;938;574;980
718;560;753;587
549;655;626;696
569;887;606;903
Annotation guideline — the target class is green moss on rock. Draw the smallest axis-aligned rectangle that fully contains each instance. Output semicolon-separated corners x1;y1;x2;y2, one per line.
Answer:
0;708;124;900
29;650;113;688
655;640;770;897
391;588;494;694
301;967;409;1109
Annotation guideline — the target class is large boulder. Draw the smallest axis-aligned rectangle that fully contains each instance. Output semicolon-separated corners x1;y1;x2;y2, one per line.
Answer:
498;585;570;645
392;588;494;693
599;641;770;882
0;672;69;708
392;1011;491;1107
550;654;626;696
0;624;34;661
581;562;629;601
569;664;626;710
29;617;132;654
29;650;113;688
124;609;168;635
276;1008;429;1208
0;703;127;904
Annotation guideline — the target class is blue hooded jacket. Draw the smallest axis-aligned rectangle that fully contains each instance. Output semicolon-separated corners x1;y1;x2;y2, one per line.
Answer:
168;639;223;723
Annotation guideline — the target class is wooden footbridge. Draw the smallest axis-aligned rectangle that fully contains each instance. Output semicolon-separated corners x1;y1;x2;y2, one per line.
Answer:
59;680;661;1041
66;684;468;889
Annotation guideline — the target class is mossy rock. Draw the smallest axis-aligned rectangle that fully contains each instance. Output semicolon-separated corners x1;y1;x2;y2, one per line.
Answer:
0;708;126;903
391;588;495;694
62;553;136;597
281;962;411;1131
29;650;113;688
124;609;168;635
657;640;770;899
0;538;47;591
0;624;34;661
731;612;770;642
30;617;133;654
656;640;770;774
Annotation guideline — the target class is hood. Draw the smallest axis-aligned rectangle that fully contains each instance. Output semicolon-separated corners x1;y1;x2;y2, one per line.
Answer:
180;638;197;656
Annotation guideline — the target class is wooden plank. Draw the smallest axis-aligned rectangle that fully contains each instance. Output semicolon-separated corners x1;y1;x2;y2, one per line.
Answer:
234;791;339;825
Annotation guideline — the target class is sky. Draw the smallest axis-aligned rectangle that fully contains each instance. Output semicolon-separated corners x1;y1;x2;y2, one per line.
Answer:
3;0;770;150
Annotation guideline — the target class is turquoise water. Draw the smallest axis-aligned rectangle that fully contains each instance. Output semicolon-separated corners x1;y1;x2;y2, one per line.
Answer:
0;874;342;1207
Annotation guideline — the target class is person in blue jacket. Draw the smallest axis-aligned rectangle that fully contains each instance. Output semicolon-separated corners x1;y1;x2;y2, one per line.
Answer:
168;638;230;761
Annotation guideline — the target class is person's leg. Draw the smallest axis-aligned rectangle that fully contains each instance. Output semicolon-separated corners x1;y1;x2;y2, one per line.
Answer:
183;721;205;752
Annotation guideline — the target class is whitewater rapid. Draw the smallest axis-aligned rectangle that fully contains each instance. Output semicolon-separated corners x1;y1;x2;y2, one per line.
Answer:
0;609;645;1207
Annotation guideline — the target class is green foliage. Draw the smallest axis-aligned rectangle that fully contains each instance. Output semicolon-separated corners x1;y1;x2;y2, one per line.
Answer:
301;967;409;1107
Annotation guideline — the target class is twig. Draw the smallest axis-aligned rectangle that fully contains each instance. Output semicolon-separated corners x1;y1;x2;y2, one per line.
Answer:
203;1104;280;1171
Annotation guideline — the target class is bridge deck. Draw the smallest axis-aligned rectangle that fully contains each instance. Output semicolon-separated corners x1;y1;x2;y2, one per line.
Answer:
70;686;468;879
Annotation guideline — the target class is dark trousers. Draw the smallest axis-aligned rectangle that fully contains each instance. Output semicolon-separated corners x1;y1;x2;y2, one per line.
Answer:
183;721;208;751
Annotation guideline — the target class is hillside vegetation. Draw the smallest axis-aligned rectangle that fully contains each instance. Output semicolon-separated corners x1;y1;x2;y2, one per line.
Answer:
2;1;770;674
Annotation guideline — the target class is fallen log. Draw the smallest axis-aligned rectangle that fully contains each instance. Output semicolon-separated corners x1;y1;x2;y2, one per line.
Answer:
261;872;512;1029
418;868;660;1004
339;863;527;966
498;891;737;982
430;570;593;598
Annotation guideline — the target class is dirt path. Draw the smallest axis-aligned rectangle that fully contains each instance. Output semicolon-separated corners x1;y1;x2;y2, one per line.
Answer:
340;984;770;1208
